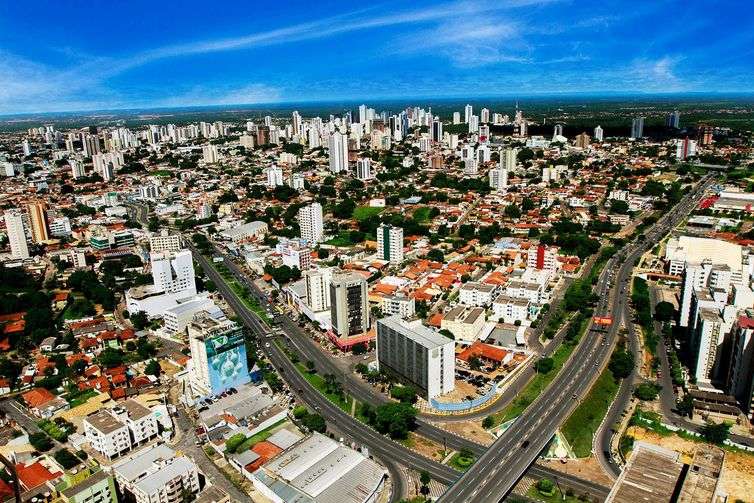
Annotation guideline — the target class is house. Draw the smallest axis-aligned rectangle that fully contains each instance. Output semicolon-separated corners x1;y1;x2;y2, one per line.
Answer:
22;388;69;418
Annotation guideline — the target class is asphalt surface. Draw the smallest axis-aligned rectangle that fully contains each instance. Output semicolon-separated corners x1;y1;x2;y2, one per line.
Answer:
438;176;717;503
195;245;611;501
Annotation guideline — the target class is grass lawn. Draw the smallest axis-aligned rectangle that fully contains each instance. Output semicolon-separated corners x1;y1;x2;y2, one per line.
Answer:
353;206;384;221
412;206;431;222
235;418;288;452
448;451;476;471
67;389;99;408
210;260;271;323
561;367;619;457
294;363;353;413
525;485;582;503
325;231;355;247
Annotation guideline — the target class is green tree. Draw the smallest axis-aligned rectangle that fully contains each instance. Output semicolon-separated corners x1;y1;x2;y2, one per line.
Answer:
130;310;149;330
391;386;418;404
609;349;635;379
535;357;555;374
145;359;161;377
700;421;731;444
420;470;431;496
302;413;327;433
654;301;675;322
482;416;495;429
633;382;661;401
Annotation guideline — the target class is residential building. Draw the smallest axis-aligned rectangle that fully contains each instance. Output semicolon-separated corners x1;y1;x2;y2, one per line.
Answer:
376;315;455;399
458;282;498;307
149;232;182;253
631;117;644;139
441;306;486;344
59;470;118;503
4;209;29;259
382;294;415;319
492;294;530;324
188;314;250;397
276;238;311;271
330;270;369;337
489;167;508;191
356;157;373;180
298;203;324;244
675;137;698;160
527;244;558;272
113;444;200;503
27;202;49;243
83;400;159;460
328;130;348;173
728;316;754;422
594;125;604;141
304;268;331;312
202;144;219;163
265;165;284;187
377;223;403;264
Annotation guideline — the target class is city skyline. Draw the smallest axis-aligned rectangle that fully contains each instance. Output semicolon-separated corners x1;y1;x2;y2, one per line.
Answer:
1;0;753;114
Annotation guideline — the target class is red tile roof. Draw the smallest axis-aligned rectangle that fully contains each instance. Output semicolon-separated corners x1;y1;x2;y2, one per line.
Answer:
22;388;55;408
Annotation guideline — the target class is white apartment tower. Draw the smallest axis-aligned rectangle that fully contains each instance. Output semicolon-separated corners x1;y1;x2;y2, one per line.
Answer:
202;144;219;163
356;157;373;180
4;210;29;259
328;130;348;173
377;223;404;264
594;125;604;142
298;203;324;244
265;165;284;187
489;167;508;192
304;268;332;312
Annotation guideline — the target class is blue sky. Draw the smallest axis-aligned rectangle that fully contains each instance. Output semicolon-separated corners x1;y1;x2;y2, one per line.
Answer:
1;0;753;113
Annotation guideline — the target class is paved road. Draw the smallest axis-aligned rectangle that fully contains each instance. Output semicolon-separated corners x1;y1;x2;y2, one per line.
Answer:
438;176;716;503
204;244;611;500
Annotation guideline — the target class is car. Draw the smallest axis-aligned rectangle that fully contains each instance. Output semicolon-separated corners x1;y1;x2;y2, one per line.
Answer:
521;440;530;449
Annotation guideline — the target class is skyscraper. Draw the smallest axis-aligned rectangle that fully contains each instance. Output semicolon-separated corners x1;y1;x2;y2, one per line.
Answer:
631;117;644;139
202;144;219;163
356;158;373;180
553;124;564;138
464;104;473;123
452;112;461;125
330;270;369;338
377;224;404;264
480;107;490;123
666;110;681;128
431;120;443;143
27;202;49;243
4;210;29;259
298;203;324;244
328;130;348;173
489;168;508;192
594;125;604;142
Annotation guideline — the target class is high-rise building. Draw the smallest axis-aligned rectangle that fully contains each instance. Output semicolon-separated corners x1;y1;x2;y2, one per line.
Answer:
452;112;461;125
265;165;284;187
4;210;29;259
356;157;373;180
377;224;404;264
328;130;348;173
594;125;604;142
27;202;49;243
468;115;479;133
188;314;250;397
553;124;564;138
631;117;644;139
464;104;473;123
431;120;443;143
150;249;197;296
489;168;508;192
292;110;302;135
329;270;369;337
298;203;324;244
376;315;455;399
304;268;332;312
727;317;754;422
480;107;490;123
500;148;518;171
21;139;32;156
698;124;714;145
82;134;101;157
202;144;219;163
149;231;182;253
675;137;698;160
575;132;591;149
666;110;681;128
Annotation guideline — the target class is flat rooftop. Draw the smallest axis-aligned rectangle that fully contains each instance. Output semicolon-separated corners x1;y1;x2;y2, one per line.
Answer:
607;442;684;503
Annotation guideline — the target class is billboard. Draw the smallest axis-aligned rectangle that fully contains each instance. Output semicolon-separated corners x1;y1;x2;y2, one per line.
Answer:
205;328;251;395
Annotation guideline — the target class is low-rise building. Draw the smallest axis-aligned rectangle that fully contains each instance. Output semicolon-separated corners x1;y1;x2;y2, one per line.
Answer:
458;282;498;307
441;306;486;344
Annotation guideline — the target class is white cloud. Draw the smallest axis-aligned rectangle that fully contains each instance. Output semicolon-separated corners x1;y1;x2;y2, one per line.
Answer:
151;84;282;108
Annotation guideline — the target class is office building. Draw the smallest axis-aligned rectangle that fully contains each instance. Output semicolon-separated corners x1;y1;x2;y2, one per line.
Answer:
376;315;455;399
377;223;404;264
330;270;369;337
328;130;348;173
27;202;49;243
631;117;644;139
49;216;72;237
298;202;324;244
188;314;250;397
4;210;29;259
163;297;224;335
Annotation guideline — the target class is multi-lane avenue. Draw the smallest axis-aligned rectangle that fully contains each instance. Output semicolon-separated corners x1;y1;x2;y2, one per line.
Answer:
438;175;715;502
